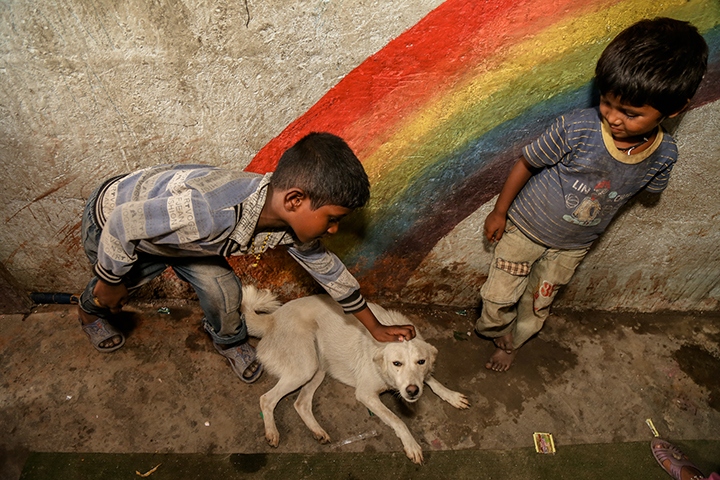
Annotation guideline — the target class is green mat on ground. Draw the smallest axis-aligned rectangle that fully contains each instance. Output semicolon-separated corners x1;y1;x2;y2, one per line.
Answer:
20;440;720;480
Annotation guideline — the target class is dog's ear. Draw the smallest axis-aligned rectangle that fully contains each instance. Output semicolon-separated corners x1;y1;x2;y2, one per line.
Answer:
373;347;386;372
426;343;438;365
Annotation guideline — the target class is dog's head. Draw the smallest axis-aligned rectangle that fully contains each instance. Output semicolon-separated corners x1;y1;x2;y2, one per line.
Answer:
375;337;438;403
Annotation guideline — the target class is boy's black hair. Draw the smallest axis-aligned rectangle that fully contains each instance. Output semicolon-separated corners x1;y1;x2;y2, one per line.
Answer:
271;132;370;210
595;17;708;117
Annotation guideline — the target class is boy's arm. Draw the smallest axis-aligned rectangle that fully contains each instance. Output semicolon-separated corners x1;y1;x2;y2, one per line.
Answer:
287;242;415;342
353;306;416;342
485;156;536;243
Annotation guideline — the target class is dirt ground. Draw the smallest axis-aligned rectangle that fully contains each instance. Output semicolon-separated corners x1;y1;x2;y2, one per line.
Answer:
1;298;719;480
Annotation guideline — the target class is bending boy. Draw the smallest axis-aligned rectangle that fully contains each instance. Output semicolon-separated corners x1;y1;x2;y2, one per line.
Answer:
476;18;708;371
78;132;416;383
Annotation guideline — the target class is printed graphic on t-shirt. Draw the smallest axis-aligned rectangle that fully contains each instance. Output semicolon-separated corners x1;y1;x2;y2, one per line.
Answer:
563;180;614;227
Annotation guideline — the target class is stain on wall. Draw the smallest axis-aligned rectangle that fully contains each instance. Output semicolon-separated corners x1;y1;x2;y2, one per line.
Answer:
1;0;718;312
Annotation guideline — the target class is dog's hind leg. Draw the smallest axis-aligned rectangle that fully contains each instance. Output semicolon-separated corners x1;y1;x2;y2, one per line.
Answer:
260;373;316;447
355;389;424;465
294;369;330;444
425;376;470;409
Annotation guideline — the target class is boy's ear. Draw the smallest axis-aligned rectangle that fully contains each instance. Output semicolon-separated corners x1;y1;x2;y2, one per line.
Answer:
283;188;306;212
667;100;690;119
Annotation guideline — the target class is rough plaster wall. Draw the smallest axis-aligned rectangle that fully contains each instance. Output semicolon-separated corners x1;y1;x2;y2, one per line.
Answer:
0;0;443;292
405;101;720;312
1;0;718;313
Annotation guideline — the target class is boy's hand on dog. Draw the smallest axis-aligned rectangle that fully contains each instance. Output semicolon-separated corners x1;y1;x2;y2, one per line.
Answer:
354;306;415;342
93;280;128;314
370;324;416;343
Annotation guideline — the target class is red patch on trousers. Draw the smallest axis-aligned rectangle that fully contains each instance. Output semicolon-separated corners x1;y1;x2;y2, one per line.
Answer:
533;281;555;310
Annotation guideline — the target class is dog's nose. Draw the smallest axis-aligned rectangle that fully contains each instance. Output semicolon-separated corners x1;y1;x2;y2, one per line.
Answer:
406;385;419;397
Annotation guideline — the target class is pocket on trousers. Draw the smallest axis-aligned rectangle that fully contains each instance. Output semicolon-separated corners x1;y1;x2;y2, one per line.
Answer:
496;258;531;276
481;258;531;305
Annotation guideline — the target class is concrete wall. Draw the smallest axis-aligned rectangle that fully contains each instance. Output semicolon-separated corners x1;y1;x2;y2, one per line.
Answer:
0;0;443;292
1;0;718;312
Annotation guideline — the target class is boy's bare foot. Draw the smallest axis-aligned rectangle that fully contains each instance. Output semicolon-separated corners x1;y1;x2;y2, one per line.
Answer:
486;348;516;371
486;333;516;372
78;306;124;350
493;333;513;353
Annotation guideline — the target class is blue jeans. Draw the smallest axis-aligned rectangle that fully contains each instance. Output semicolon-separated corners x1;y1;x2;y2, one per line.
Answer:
79;180;247;345
475;220;589;349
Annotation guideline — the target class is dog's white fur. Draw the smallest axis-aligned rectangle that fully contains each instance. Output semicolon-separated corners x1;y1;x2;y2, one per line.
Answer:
242;285;470;464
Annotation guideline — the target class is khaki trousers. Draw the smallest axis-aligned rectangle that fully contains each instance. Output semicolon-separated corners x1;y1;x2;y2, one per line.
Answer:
475;221;589;349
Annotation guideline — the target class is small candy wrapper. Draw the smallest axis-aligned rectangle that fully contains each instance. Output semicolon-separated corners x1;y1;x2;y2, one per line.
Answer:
157;307;170;314
533;432;556;454
646;418;660;437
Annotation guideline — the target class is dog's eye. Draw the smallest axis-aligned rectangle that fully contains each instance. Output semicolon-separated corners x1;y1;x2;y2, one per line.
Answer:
417;359;425;365
393;361;402;367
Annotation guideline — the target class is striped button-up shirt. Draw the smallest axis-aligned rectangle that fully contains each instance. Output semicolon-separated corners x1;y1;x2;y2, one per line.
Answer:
92;164;366;313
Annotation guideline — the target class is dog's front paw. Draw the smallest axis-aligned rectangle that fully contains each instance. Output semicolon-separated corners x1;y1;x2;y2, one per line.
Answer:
404;440;424;465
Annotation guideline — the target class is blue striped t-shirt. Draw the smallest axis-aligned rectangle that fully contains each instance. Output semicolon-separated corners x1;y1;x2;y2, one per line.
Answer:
508;108;677;249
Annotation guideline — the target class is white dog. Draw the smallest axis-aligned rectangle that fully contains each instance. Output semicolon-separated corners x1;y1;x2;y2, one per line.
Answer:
242;285;470;464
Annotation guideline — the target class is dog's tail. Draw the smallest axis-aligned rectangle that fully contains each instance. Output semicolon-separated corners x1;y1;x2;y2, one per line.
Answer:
241;285;281;338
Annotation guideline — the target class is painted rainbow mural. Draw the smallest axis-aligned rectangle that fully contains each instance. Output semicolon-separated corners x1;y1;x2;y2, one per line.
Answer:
246;0;720;298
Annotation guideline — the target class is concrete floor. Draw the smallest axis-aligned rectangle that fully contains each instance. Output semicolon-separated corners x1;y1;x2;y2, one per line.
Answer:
1;297;719;480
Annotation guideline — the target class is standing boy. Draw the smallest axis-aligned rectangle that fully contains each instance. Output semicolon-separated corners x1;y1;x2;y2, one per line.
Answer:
79;132;415;382
476;18;708;371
